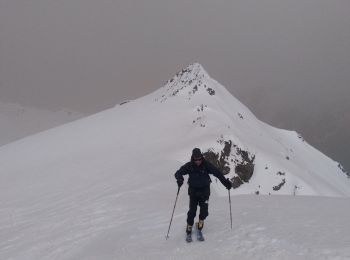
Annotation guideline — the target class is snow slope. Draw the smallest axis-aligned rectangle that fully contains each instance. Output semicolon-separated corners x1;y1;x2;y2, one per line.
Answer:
0;102;83;146
0;63;349;259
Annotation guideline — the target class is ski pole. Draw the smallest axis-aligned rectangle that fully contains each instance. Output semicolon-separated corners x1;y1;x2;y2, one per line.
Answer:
166;186;180;240
228;189;232;229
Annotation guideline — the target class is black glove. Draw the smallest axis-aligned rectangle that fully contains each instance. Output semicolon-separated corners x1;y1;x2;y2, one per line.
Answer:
224;178;232;190
177;178;184;188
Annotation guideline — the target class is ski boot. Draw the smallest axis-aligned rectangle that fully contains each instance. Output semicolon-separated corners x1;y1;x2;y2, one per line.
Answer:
185;224;192;243
196;220;205;241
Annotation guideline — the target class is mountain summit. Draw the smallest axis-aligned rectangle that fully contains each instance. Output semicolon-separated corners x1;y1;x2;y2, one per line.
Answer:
156;63;216;102
153;63;350;196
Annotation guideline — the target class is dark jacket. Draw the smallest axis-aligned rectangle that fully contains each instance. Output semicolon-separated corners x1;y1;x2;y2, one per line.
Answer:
174;159;228;189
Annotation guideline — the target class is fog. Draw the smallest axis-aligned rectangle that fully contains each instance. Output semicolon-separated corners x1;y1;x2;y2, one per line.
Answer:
1;0;349;170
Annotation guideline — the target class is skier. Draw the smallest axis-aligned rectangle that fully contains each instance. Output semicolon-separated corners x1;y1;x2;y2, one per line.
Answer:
174;148;232;242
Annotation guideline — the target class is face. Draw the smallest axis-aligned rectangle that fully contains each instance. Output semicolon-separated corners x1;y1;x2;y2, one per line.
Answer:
193;157;203;166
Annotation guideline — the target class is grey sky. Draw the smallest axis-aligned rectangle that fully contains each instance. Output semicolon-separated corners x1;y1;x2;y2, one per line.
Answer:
1;0;349;168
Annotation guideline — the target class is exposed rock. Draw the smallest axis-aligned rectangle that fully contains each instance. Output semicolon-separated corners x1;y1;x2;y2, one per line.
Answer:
206;88;215;95
337;163;349;177
297;132;305;142
203;137;255;189
203;140;232;175
273;179;286;191
119;101;130;106
233;162;255;188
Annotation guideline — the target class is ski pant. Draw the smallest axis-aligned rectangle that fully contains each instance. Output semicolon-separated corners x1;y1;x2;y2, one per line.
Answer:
187;186;210;226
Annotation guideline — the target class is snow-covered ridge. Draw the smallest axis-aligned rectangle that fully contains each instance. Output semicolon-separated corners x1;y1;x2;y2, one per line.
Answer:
1;64;350;260
153;63;350;197
0;63;349;197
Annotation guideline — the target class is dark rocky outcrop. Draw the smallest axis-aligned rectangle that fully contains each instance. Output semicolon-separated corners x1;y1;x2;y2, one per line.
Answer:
273;179;286;191
203;138;255;189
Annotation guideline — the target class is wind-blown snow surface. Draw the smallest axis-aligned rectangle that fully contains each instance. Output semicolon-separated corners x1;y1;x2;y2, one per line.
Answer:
1;63;350;259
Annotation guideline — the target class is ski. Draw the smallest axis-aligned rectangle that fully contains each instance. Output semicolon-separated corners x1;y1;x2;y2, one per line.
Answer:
186;233;193;243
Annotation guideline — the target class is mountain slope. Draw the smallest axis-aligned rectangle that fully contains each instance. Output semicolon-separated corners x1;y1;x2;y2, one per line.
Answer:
1;63;350;259
0;63;349;197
